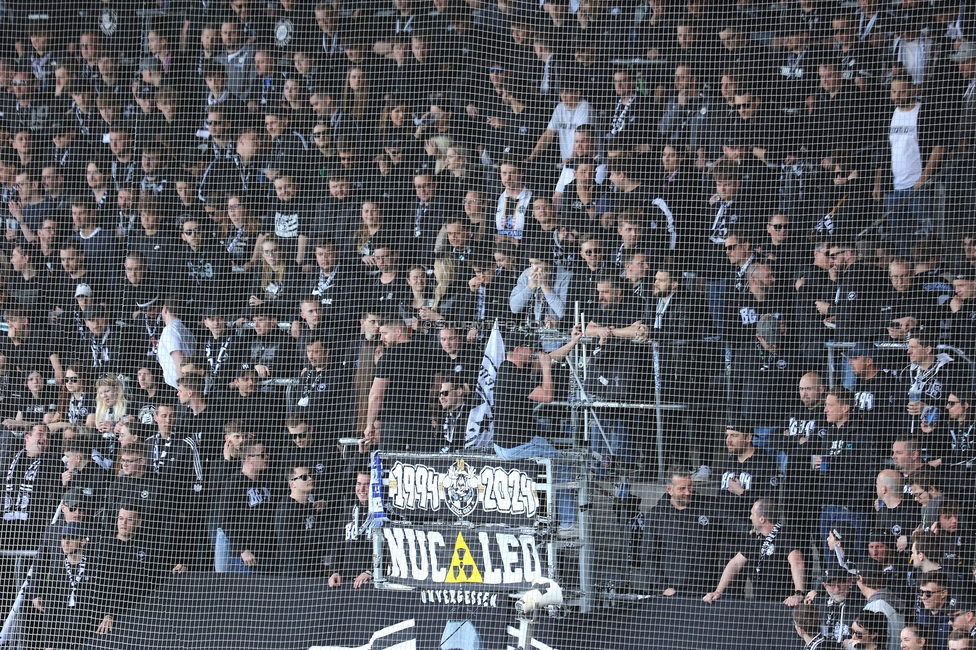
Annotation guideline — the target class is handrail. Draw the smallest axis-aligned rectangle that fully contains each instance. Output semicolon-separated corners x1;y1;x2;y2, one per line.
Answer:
854;172;945;241
824;340;975;388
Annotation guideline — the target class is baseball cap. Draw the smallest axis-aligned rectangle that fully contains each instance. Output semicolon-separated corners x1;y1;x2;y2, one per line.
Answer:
952;265;976;281
74;283;93;298
63;488;87;509
948;597;975;615
503;329;537;351
823;566;856;582
953;40;976;62
61;522;87;539
82;304;108;321
844;342;877;359
233;363;257;378
829;522;856;544
724;418;751;435
134;293;160;310
756;314;783;346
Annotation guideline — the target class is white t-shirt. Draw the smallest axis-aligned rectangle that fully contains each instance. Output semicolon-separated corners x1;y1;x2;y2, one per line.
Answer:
890;102;923;190
547;100;592;162
554;163;608;195
157;318;198;388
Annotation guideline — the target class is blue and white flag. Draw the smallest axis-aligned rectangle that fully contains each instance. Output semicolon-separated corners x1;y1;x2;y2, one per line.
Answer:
465;324;505;449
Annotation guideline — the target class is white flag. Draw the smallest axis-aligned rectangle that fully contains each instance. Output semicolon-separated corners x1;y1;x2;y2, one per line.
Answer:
465;325;505;448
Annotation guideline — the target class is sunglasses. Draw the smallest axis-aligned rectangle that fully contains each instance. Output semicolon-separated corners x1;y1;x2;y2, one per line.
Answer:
489;66;504;73
919;589;944;598
65;376;80;383
183;228;201;235
439;390;454;396
291;473;311;481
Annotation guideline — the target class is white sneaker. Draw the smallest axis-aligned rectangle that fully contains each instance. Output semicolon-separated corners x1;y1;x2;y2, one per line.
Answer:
691;465;711;482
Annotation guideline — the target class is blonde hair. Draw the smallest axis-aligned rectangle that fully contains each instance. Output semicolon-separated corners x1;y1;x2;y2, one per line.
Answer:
94;374;128;423
355;202;383;253
431;256;457;311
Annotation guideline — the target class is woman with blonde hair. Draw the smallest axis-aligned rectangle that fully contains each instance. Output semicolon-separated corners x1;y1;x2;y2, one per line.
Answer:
418;256;460;324
348;199;391;274
86;374;129;470
86;374;128;434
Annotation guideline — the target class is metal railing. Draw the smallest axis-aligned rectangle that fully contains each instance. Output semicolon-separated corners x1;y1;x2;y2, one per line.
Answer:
825;340;975;389
528;306;696;484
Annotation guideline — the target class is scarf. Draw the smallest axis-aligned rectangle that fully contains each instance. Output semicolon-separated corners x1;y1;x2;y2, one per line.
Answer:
64;553;87;607
754;521;782;577
3;450;43;521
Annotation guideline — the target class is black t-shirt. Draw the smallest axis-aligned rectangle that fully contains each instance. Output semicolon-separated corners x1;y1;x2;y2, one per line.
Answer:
373;340;431;429
274;497;340;577
492;360;537;450
12;386;59;421
740;522;800;601
717;451;781;531
0;329;52;379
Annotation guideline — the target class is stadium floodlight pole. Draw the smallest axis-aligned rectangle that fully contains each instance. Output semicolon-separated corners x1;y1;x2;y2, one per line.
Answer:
0;500;64;646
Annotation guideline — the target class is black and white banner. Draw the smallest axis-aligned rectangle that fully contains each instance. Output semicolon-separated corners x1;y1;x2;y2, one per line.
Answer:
383;455;541;527
380;525;543;591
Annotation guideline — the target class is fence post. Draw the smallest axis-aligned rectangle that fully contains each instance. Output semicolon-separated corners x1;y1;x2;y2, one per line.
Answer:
652;341;665;484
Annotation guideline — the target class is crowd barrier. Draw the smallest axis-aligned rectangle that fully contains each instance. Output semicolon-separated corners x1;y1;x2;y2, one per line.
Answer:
61;574;799;650
824;340;976;390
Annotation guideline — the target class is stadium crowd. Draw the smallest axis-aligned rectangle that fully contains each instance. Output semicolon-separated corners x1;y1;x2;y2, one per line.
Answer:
2;0;976;646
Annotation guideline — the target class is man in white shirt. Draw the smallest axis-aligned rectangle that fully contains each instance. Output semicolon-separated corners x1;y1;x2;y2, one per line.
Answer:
157;296;198;388
526;74;591;169
874;74;948;258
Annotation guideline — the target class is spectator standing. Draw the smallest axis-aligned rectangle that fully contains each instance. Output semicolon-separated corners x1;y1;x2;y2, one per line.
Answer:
361;316;435;454
275;463;342;580
215;441;278;573
641;466;721;596
1;424;59;551
874;75;949;258
157;296;198;389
